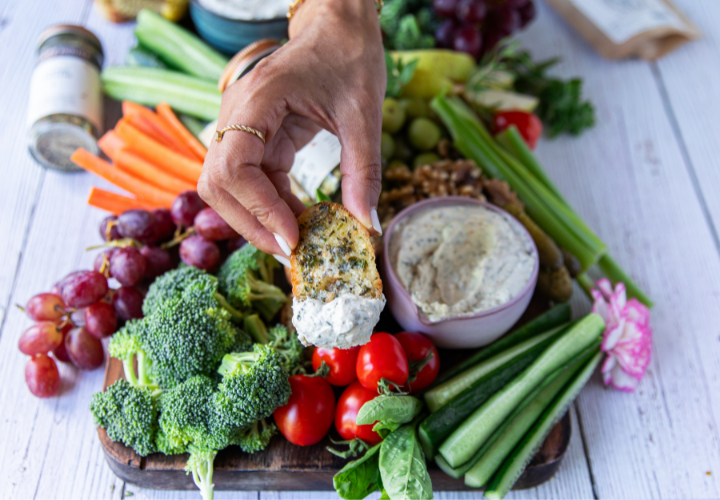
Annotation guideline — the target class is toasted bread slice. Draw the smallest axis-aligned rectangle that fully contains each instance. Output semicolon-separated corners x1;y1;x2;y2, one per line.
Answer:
291;202;382;303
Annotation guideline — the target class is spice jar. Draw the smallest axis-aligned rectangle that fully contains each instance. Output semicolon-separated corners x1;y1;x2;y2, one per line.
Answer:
27;25;104;171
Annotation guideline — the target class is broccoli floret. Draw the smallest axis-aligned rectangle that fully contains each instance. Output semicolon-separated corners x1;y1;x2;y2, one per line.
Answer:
214;344;291;429
108;320;157;389
90;379;160;456
218;245;288;321
243;316;305;372
143;266;215;317
230;418;277;454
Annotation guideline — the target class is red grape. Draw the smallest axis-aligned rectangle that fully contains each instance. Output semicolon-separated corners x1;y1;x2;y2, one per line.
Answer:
435;18;459;48
505;0;529;6
25;355;60;398
483;28;505;52
65;327;104;370
100;215;121;242
93;248;118;276
113;286;144;320
25;293;65;322
85;301;117;339
152;208;176;243
194;208;238;241
141;246;174;279
518;1;536;27
487;6;520;36
226;236;247;254
454;26;483;58
117;210;157;242
53;323;73;363
59;271;109;309
180;235;220;270
110;247;147;287
433;0;458;17
456;0;487;24
18;321;64;355
171;191;206;227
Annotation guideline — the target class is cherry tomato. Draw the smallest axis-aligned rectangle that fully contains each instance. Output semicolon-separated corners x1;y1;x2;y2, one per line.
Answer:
312;346;361;386
356;332;409;392
335;381;382;445
395;332;440;392
493;111;543;149
274;374;335;446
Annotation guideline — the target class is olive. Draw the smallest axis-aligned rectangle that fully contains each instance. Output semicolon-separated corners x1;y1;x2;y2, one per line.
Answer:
408;117;442;151
382;98;406;133
380;132;395;160
392;136;415;162
413;153;441;169
400;98;431;119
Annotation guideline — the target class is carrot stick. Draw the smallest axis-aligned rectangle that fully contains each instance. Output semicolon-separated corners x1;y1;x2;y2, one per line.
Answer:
114;149;196;195
115;120;203;184
156;102;208;161
98;131;127;159
87;187;156;214
71;148;175;208
122;101;197;159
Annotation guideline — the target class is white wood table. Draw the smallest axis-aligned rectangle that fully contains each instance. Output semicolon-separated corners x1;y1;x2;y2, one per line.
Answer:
1;1;719;498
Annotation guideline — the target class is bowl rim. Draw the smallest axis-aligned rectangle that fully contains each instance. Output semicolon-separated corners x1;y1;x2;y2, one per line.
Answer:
190;0;290;24
382;196;540;326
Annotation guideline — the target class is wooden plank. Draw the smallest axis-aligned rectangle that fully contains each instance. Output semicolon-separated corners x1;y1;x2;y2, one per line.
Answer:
515;2;720;499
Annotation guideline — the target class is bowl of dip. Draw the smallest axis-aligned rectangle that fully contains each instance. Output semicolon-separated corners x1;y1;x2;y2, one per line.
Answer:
382;196;539;349
190;0;290;54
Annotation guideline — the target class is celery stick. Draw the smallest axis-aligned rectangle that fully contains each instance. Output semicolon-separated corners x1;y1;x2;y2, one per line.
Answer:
598;255;653;307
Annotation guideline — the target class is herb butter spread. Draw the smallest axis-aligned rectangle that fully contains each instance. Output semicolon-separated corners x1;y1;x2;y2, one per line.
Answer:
292;295;386;349
390;205;535;322
197;0;292;20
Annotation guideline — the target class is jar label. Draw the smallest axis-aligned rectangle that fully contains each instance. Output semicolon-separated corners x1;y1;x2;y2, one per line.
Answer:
27;55;102;131
289;129;342;197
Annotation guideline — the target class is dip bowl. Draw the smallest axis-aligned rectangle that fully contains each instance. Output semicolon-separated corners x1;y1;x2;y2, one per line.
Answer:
382;196;539;349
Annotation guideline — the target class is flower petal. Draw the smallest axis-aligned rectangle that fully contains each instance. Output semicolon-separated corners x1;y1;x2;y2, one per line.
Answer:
608;363;640;392
591;289;610;323
597;278;614;299
602;354;617;386
626;298;650;328
613;321;653;379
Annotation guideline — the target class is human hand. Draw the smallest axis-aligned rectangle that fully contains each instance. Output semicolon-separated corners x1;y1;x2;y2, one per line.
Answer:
198;0;386;264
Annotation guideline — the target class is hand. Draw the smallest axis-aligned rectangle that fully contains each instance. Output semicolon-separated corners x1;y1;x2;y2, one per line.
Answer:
198;0;386;263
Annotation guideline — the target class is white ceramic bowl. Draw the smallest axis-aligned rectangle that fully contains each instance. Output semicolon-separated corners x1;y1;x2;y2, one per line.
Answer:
382;197;539;349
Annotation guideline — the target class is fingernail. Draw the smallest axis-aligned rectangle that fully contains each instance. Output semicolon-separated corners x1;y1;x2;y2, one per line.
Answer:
273;254;291;268
273;233;292;256
370;208;383;236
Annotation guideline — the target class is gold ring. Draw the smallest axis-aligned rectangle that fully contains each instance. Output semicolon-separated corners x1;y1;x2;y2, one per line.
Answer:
215;125;266;144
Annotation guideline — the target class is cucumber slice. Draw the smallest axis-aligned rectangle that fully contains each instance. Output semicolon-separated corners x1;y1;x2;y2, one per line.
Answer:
439;314;604;468
483;352;603;499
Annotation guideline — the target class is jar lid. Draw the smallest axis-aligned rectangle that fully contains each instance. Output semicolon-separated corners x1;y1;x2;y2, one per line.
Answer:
218;39;282;92
37;25;103;54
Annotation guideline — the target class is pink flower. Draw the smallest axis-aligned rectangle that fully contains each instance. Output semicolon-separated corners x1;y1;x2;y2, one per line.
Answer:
591;278;652;392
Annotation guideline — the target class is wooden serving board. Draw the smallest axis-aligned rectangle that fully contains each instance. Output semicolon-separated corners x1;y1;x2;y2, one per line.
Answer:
98;294;571;492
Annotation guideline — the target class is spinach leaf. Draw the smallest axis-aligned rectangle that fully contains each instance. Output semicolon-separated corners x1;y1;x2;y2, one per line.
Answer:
333;443;383;500
379;423;433;500
357;395;422;426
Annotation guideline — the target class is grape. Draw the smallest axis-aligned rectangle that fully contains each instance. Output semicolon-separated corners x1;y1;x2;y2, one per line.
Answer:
25;293;65;322
100;215;121;242
53;323;73;363
435;18;459;48
141;246;174;279
171;191;206;227
93;248;118;276
25;355;60;398
487;6;520;36
117;210;157;242
456;0;487;24
180;235;220;271
59;271;109;309
113;286;144;320
71;308;86;326
518;1;536;27
433;0;458;18
85;301;117;339
110;247;147;287
194;208;238;241
483;28;505;52
18;321;64;355
505;0;529;7
152;208;176;243
65;327;104;370
453;26;483;58
226;236;247;254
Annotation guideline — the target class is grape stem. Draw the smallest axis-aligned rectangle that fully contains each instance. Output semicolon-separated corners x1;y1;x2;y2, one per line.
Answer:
161;226;196;250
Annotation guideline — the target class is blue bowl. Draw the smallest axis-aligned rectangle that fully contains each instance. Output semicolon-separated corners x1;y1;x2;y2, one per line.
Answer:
189;0;288;55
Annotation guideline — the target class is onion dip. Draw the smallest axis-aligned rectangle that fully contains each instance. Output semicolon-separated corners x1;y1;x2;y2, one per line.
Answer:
389;204;535;322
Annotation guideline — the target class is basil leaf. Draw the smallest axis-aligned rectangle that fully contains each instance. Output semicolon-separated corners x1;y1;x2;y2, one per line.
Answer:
316;189;331;203
357;395;422;426
379;424;433;500
333;443;382;500
373;420;402;438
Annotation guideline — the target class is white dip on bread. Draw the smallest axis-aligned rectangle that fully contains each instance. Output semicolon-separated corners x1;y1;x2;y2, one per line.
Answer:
389;204;535;322
292;294;386;349
197;0;292;20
